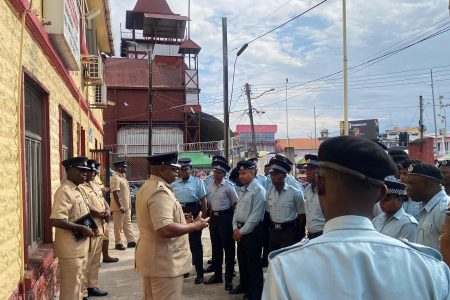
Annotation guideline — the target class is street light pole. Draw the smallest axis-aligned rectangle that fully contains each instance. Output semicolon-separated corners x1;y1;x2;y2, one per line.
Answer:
342;0;349;135
245;83;257;157
147;48;153;161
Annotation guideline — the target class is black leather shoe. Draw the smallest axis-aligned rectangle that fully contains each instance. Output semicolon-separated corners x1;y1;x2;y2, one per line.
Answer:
207;258;213;264
229;284;246;294
225;281;233;291
82;297;89;300
204;264;214;273
183;272;190;278
87;287;108;297
115;244;126;250
127;242;136;248
204;275;223;284
194;274;204;284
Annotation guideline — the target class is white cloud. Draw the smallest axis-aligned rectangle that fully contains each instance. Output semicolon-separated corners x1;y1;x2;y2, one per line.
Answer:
109;0;450;137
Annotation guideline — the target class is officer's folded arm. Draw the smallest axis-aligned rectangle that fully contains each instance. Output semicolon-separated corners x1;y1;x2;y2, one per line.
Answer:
156;212;209;239
51;219;95;237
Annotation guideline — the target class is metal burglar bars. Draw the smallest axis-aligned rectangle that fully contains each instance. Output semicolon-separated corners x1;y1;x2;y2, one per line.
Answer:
105;136;244;181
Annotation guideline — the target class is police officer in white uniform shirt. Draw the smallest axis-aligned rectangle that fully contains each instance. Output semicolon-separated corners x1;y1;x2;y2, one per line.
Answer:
266;158;305;251
406;163;450;252
263;136;450;300
303;154;325;239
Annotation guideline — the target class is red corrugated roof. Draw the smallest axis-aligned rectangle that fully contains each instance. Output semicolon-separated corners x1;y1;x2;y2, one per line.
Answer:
180;39;201;50
276;138;321;150
236;125;277;133
133;0;174;15
105;57;183;89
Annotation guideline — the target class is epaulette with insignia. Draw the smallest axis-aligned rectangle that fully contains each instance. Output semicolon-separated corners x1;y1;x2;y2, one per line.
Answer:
157;182;165;190
400;239;443;260
268;238;309;260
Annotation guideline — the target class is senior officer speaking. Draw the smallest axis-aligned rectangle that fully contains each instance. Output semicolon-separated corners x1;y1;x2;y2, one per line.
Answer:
135;152;209;300
172;157;209;284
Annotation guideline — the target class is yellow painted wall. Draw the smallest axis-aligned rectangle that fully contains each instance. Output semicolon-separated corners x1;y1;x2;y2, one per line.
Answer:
0;1;104;298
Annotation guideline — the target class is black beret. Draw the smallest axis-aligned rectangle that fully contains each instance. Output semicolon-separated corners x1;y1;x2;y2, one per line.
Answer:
269;158;291;174
146;152;179;167
237;160;256;171
304;154;319;168
399;159;421;170
113;160;127;167
439;160;450;168
62;156;91;170
178;158;192;168
213;160;231;173
407;163;443;182
318;136;397;185
384;176;406;196
388;149;409;163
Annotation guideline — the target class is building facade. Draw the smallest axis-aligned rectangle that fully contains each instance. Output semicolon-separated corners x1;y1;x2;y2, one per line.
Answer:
235;125;278;153
0;0;113;298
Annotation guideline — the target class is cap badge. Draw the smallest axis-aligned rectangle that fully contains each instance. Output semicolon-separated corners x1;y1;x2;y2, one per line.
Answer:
407;165;414;172
443;160;448;166
240;166;245;171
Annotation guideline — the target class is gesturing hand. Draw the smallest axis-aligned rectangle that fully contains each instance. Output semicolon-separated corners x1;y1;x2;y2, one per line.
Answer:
194;211;210;231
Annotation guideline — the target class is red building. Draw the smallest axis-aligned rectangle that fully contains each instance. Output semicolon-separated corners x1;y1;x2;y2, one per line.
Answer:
104;0;202;165
235;125;278;152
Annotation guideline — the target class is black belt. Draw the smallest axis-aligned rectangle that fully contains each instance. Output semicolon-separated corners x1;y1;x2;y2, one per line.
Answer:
237;222;245;229
270;220;297;230
212;207;233;217
307;231;323;239
180;202;199;208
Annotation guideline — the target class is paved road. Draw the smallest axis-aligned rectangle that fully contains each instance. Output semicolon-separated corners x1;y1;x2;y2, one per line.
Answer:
97;222;253;299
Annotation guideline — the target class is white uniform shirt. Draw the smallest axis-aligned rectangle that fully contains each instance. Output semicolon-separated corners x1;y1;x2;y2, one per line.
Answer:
266;184;304;223
304;184;325;234
417;190;450;252
263;215;450;300
372;207;418;241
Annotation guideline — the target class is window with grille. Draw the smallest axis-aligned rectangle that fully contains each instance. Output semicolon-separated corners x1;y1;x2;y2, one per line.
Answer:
24;79;45;248
61;110;72;179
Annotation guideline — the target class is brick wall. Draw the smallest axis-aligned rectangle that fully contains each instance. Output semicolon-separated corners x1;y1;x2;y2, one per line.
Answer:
0;2;104;298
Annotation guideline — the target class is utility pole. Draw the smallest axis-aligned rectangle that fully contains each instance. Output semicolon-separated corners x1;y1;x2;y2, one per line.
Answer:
222;17;230;162
245;83;257;156
147;48;153;161
431;69;438;152
314;107;317;149
419;96;425;139
440;95;447;154
342;0;349;135
286;78;290;147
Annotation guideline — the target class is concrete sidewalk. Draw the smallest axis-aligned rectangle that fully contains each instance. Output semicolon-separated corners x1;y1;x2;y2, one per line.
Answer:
97;222;248;299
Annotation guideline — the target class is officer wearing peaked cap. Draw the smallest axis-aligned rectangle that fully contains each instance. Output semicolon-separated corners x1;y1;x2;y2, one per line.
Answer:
266;158;305;252
302;154;325;240
372;177;417;241
51;157;95;300
204;160;238;290
172;157;209;284
397;159;422;220
406;163;450;252
263;136;450;300
110;160;135;250
204;155;229;189
135;152;209;299
248;157;268;188
231;160;266;299
439;160;450;195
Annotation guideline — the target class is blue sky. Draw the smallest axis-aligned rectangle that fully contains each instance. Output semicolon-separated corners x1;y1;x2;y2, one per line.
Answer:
109;0;450;138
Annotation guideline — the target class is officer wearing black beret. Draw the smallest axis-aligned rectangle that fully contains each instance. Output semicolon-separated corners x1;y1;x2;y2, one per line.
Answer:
407;163;450;252
263;136;450;299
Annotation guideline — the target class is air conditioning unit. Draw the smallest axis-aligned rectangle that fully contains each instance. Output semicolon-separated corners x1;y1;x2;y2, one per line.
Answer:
90;85;107;108
81;54;103;86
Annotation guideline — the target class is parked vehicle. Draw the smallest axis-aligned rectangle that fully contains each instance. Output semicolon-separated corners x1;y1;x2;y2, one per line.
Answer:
129;180;145;217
